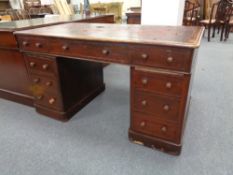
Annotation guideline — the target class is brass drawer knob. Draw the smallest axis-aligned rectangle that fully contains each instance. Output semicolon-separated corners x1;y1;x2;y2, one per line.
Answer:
62;45;69;51
29;62;36;68
163;105;170;111
140;121;146;128
102;49;109;55
42;64;49;70
166;82;172;89
22;41;29;46
141;53;148;60
36;95;43;100
161;126;167;132
35;43;42;48
141;78;148;85
46;81;52;86
167;56;174;63
33;78;40;83
141;100;147;106
49;98;56;105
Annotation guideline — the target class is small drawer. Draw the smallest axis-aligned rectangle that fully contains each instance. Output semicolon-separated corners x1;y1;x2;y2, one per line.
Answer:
132;68;189;97
131;45;193;72
49;40;130;64
131;113;179;142
133;91;181;122
29;75;59;94
25;55;57;76
33;92;63;111
18;37;49;53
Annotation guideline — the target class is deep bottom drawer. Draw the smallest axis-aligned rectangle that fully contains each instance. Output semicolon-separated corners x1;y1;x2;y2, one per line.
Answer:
131;113;180;142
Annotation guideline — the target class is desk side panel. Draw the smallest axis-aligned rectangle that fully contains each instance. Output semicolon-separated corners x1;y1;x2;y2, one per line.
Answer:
0;48;33;105
0;31;18;49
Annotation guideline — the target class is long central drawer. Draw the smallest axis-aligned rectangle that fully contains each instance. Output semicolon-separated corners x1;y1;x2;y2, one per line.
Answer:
18;36;194;72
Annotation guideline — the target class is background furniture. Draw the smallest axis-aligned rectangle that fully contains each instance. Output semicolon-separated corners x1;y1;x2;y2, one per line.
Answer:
200;0;233;41
0;14;114;110
126;7;141;24
89;2;123;23
15;23;203;155
183;0;201;25
223;4;233;40
0;0;11;10
126;11;141;24
23;0;41;10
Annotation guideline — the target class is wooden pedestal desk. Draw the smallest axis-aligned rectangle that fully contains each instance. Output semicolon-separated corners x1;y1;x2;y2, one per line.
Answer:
0;14;114;107
15;24;204;155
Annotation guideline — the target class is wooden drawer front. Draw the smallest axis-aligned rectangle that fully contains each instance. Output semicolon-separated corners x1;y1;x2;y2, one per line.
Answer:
18;37;49;53
133;91;181;122
34;92;63;111
29;75;59;94
132;68;187;97
50;40;130;64
132;113;179;142
25;56;57;76
131;45;193;72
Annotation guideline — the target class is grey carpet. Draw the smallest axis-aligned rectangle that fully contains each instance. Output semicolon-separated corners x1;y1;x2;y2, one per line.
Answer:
0;35;233;175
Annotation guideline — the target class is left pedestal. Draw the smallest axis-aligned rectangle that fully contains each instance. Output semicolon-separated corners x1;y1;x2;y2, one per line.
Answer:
24;54;105;121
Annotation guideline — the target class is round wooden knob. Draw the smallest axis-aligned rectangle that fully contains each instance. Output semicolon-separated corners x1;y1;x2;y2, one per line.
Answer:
102;49;109;55
140;121;146;128
167;56;174;63
161;126;167;132
36;95;43;100
141;78;148;85
35;43;42;48
62;45;69;51
42;64;49;70
45;81;52;86
141;53;148;60
49;98;56;105
166;82;172;89
33;78;40;83
163;105;170;111
22;41;29;46
141;100;147;106
29;62;36;68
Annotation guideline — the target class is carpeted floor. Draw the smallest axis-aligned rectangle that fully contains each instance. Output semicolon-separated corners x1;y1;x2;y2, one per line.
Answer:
0;35;232;175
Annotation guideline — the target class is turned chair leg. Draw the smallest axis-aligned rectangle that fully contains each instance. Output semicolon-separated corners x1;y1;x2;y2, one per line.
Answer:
212;25;216;38
225;26;231;41
217;26;220;34
220;25;225;41
208;25;211;42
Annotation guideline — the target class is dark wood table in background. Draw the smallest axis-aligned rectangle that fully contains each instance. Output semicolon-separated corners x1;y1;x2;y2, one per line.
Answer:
126;11;141;24
0;14;114;107
15;23;204;155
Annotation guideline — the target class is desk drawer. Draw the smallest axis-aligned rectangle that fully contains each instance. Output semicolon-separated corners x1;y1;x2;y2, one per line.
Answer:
131;45;193;72
25;55;58;76
131;113;179;142
50;40;130;64
18;37;49;53
29;75;59;94
33;92;63;111
132;68;189;97
133;91;181;122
